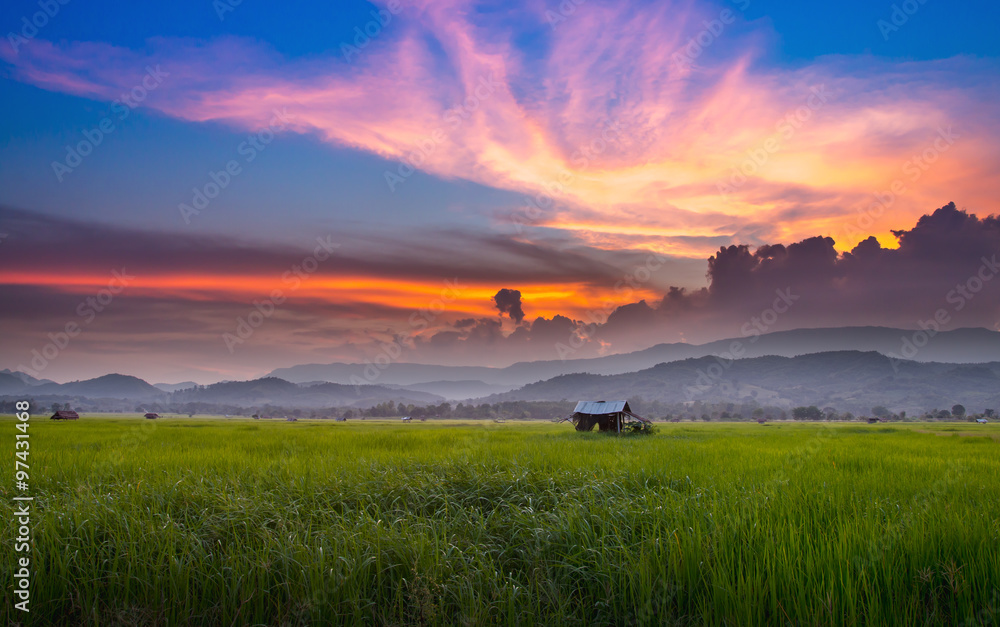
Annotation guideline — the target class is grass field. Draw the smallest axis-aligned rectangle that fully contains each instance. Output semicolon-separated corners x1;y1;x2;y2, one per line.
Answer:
2;416;999;626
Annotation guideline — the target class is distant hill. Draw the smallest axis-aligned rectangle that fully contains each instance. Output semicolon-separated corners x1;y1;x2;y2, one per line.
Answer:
0;369;55;386
153;381;198;393
168;377;444;408
476;350;1000;415
390;380;515;400
267;326;1000;388
33;374;164;399
0;372;27;395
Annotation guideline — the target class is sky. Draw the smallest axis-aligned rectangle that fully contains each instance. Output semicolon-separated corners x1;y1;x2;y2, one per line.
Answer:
1;0;999;384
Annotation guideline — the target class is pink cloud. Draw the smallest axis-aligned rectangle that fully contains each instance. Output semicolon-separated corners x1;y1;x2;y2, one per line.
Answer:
4;0;999;256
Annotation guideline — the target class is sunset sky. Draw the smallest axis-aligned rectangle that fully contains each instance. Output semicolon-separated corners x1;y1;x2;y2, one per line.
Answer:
2;0;999;384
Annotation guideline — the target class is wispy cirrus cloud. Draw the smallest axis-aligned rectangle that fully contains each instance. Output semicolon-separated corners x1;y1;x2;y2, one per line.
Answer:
2;0;999;257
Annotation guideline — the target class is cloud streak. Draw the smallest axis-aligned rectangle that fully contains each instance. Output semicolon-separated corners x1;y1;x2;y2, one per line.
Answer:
3;1;998;257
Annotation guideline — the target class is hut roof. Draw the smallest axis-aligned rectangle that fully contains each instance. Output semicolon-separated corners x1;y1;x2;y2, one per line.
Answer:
50;410;79;420
573;400;630;415
144;412;159;419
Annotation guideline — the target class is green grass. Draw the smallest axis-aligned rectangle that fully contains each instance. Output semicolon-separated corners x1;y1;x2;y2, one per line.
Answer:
2;417;999;625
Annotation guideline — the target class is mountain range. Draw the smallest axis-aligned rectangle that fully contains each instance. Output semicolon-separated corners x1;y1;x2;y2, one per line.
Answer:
267;327;1000;398
3;327;999;413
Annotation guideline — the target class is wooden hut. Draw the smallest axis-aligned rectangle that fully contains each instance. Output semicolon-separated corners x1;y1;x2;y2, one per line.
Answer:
144;412;159;420
50;410;79;420
568;401;649;433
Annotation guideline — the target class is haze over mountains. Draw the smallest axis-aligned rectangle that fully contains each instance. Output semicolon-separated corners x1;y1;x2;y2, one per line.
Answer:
2;327;998;415
268;327;1000;393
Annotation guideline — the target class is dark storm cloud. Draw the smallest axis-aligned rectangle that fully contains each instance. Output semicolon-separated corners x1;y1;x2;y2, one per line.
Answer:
0;206;671;289
415;203;1000;362
493;288;525;324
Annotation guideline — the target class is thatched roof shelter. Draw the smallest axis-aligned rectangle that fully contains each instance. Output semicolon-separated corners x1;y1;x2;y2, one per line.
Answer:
568;401;649;432
144;412;159;419
50;410;79;420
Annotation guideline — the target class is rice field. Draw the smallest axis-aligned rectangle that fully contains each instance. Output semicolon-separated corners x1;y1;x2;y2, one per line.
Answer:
2;416;999;626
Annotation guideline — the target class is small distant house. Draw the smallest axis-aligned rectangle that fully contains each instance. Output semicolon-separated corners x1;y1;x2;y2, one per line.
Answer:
50;410;79;420
286;417;297;422
756;418;768;424
144;412;159;420
976;418;988;424
568;401;649;433
867;417;880;424
401;416;412;422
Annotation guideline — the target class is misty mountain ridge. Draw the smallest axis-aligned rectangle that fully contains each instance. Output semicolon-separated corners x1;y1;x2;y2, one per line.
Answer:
478;350;1000;416
267;326;1000;392
4;327;999;413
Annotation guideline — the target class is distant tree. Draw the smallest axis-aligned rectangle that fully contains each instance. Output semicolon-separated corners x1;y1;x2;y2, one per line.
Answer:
952;404;966;418
792;406;822;420
985;409;996;418
899;411;906;420
51;402;61;414
342;409;354;420
871;406;890;418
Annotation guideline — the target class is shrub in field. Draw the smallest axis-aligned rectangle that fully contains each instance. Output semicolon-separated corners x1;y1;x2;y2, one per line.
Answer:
620;421;656;435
